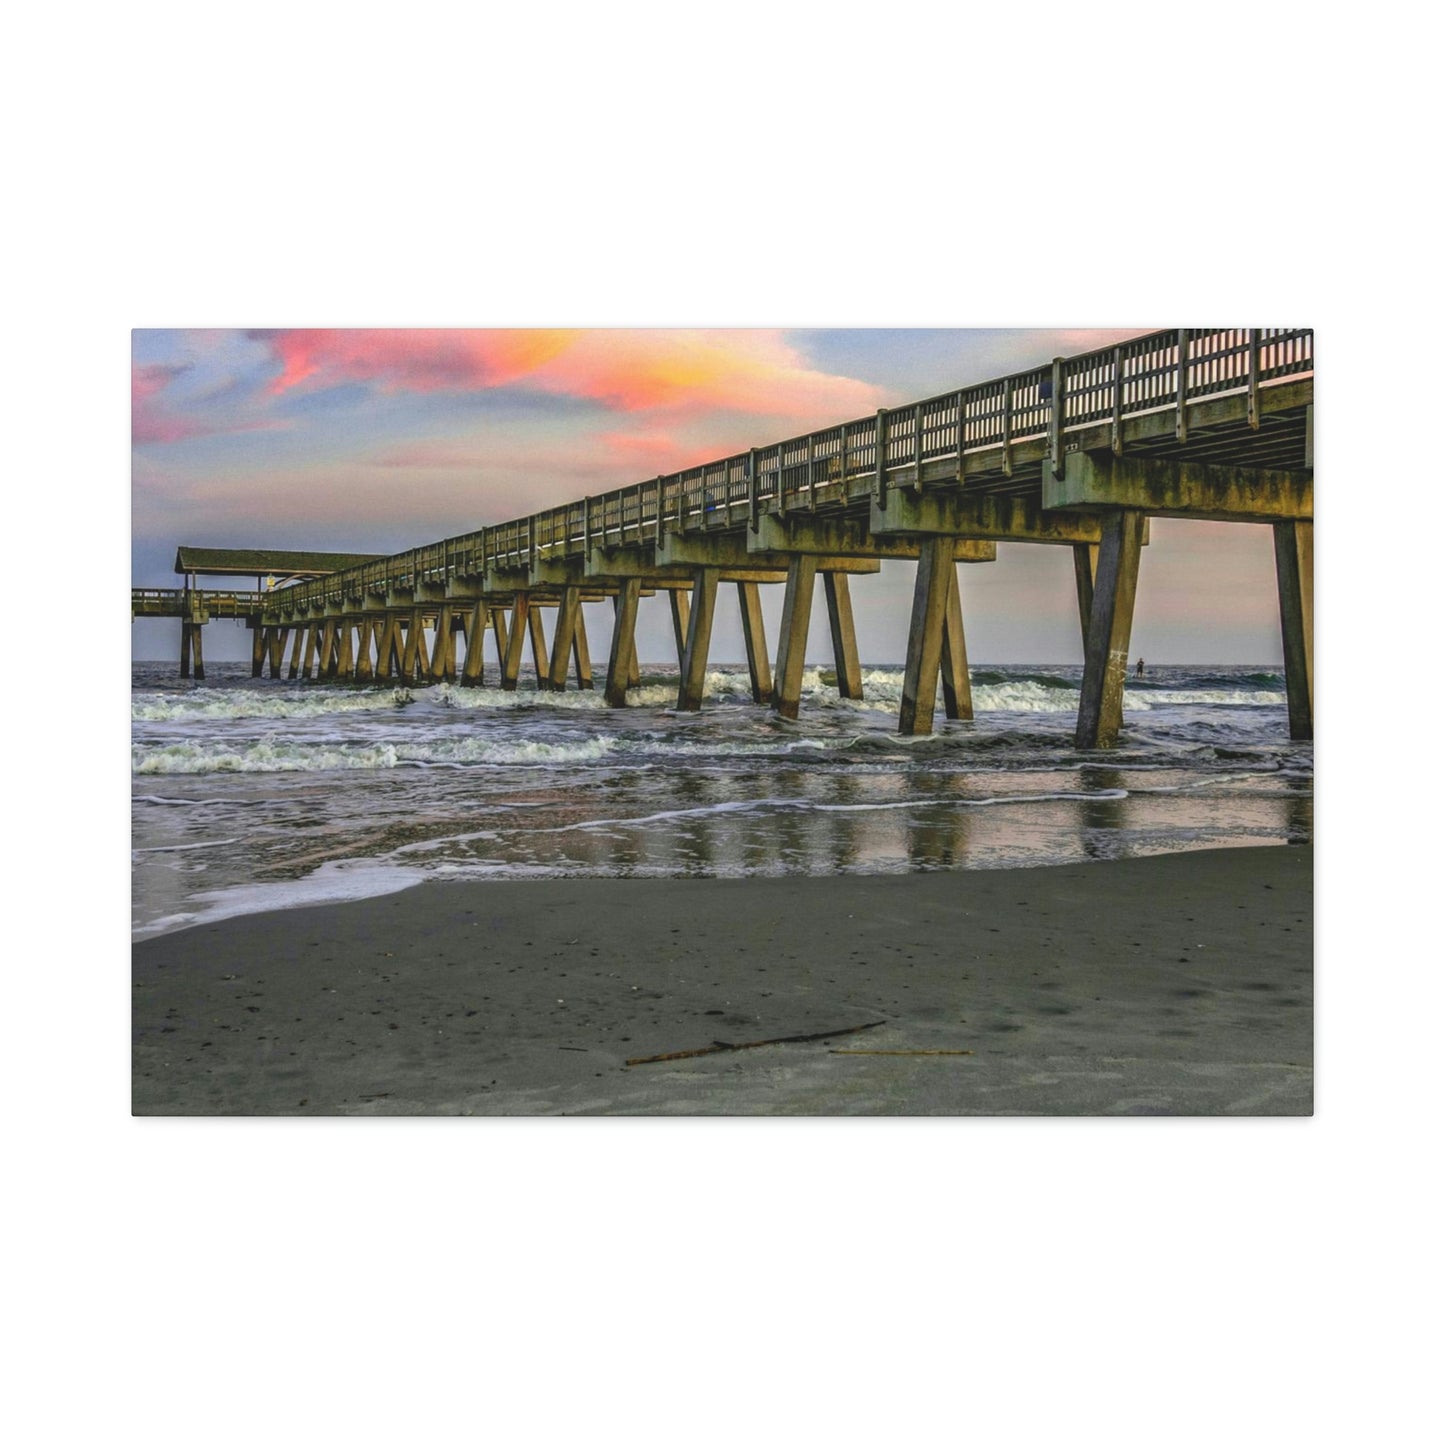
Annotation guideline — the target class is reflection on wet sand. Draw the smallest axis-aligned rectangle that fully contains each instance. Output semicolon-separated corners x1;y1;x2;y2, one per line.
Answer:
907;769;970;868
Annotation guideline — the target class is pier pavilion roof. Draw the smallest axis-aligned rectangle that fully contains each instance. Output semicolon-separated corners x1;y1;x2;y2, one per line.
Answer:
174;547;387;579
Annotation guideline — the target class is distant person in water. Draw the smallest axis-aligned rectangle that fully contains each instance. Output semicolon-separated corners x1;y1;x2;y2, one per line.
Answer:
1135;657;1145;677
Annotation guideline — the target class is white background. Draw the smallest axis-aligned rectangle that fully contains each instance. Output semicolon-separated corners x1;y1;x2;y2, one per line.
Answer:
6;3;1438;1441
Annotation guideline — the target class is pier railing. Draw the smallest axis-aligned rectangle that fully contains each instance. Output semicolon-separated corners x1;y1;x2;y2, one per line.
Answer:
262;325;1311;612
131;588;265;619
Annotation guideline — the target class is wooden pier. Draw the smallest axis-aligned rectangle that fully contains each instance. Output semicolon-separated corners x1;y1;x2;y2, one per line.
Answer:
132;327;1313;745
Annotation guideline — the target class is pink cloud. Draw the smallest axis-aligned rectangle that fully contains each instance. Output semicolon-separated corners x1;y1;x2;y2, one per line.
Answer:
132;364;210;445
132;363;289;447
251;328;887;422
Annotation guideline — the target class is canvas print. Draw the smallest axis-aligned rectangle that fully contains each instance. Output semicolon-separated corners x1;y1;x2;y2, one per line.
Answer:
131;327;1313;1115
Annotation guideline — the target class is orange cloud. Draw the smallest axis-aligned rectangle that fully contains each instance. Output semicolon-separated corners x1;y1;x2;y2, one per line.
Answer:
251;328;886;423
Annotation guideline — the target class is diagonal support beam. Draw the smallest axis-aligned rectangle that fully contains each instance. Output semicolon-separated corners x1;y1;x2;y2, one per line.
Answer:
899;539;953;736
940;562;972;721
548;586;582;691
1075;509;1147;749
676;568;719;711
737;582;772;705
823;572;862;700
606;579;641;708
668;589;691;670
501;594;529;690
1273;520;1313;740
1072;544;1099;656
772;555;818;720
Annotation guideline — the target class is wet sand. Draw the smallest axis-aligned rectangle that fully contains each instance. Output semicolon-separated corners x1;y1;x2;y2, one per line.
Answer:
132;845;1312;1116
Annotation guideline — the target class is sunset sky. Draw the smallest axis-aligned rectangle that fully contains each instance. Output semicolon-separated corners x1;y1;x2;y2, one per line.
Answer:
131;327;1287;665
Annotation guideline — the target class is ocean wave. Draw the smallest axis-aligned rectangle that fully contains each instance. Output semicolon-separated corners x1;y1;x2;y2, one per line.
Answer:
132;733;621;775
132;687;417;722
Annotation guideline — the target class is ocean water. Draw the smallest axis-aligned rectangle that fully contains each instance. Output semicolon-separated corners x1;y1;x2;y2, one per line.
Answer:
131;661;1313;938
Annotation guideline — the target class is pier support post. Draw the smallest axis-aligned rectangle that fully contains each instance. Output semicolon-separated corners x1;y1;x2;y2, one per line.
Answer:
572;604;593;689
1273;519;1313;740
251;626;264;678
899;538;953;736
355;622;374;682
461;602;487;685
823;571;863;700
548;587;582;691
669;589;691;670
1075;508;1147;749
267;628;287;679
374;618;396;680
941;562;973;720
1072;543;1099;655
677;568;719;711
502;594;529;691
428;604;453;682
180;623;193;679
490;608;509;679
285;627;305;679
772;555;818;720
401;611;424;681
737;582;772;705
337;621;355;679
606;580;641;707
528;607;548;685
319;620;338;680
300;624;318;681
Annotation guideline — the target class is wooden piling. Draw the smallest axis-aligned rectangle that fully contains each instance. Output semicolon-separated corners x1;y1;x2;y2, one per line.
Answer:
501;594;529;691
300;624;318;681
337;620;354;679
1072;543;1099;655
737;581;772;705
772;555;818;720
669;589;691;670
677;568;719;711
181;622;193;679
428;604;453;682
940;561;972;721
267;627;287;679
1273;519;1313;740
319;619;339;680
572;602;593;689
1075;509;1146;749
548;587;582;691
401;610;424;681
528;606;548;685
490;607;509;679
190;622;204;680
354;621;374;682
285;627;305;679
606;579;641;708
899;538;953;736
250;626;264;678
461;601;487;686
823;571;863;700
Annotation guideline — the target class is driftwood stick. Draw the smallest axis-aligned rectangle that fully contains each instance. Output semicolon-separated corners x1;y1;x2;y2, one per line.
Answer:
626;1020;883;1067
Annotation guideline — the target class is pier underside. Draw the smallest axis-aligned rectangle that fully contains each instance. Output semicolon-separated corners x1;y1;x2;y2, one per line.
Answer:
135;330;1313;744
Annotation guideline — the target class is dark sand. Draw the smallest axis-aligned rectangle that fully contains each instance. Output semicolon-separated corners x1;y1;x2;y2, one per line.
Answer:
132;845;1312;1116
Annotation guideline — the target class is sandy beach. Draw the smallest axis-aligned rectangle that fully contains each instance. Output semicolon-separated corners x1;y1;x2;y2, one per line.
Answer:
132;844;1312;1116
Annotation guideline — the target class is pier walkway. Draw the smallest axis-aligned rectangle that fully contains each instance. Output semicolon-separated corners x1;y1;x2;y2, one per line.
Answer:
132;327;1313;746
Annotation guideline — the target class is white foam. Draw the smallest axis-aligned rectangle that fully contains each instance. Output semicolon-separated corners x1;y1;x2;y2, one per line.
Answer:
132;859;426;940
132;687;416;722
